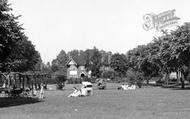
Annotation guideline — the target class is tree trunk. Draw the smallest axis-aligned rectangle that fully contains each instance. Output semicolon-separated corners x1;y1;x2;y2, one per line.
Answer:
180;73;185;89
176;71;180;85
180;77;185;89
146;76;150;85
165;73;169;86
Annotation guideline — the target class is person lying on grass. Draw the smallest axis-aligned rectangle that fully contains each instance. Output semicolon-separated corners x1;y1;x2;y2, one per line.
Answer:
68;87;82;97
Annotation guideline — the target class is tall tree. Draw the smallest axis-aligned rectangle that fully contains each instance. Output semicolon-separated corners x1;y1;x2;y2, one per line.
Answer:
51;50;68;74
90;48;102;78
126;44;161;84
7;38;41;71
77;50;86;66
110;53;128;77
157;23;190;88
101;51;112;67
0;0;40;72
84;48;95;71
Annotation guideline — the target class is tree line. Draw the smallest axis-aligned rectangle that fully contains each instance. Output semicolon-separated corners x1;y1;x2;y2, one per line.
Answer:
51;47;112;78
2;0;190;88
50;23;190;88
126;23;190;88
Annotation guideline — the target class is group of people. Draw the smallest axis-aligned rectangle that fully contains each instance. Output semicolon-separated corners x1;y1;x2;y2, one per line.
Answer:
0;83;45;99
118;83;136;90
68;81;138;98
0;72;45;99
68;82;93;97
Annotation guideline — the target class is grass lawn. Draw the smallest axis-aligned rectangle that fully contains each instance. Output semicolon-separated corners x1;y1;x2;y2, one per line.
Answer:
1;83;190;119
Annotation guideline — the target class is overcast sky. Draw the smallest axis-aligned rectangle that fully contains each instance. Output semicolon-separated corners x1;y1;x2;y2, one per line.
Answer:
9;0;190;63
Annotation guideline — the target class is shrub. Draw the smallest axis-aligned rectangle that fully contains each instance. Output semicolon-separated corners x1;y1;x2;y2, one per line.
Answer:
126;70;144;87
55;75;67;90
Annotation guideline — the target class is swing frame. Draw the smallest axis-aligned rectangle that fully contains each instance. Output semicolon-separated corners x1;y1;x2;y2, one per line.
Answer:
0;71;49;99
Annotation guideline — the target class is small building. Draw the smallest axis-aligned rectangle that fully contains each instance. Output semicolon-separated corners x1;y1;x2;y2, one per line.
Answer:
66;58;89;79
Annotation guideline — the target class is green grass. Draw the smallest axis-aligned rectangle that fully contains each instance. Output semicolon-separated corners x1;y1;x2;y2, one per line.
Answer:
1;83;190;119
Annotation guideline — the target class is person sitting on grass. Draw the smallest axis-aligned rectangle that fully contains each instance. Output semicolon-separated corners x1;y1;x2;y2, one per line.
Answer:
32;87;37;96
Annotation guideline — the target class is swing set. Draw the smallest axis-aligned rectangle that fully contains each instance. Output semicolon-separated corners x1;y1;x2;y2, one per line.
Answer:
0;71;49;99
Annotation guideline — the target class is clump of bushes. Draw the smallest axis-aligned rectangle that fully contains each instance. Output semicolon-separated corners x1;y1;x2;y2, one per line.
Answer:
125;70;143;88
55;75;67;90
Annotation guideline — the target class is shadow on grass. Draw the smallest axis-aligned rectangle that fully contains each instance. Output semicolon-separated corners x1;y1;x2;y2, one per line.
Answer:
0;97;43;108
159;83;190;90
139;83;190;90
170;87;190;90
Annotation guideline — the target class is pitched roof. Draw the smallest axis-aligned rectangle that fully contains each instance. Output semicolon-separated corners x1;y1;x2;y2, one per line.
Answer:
66;58;77;66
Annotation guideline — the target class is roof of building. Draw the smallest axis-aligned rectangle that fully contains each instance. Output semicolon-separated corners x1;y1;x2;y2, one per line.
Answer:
66;58;77;66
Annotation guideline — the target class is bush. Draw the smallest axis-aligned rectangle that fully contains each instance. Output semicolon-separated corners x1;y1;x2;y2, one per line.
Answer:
55;75;67;90
125;70;144;87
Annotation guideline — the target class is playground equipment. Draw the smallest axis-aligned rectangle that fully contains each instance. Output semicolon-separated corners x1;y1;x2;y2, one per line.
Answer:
0;71;49;99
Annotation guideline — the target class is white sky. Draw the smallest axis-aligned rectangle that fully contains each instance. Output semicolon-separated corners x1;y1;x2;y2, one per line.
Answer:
9;0;190;63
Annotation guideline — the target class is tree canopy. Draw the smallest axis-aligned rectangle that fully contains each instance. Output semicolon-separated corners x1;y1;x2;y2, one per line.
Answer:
0;0;40;72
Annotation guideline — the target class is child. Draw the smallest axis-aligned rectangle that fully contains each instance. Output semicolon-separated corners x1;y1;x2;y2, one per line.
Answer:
39;83;45;99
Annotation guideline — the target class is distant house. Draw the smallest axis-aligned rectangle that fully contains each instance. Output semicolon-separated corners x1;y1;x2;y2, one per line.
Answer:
66;58;89;79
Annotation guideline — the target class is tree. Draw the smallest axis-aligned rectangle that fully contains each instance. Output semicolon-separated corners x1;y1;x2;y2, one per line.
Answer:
84;48;95;71
110;53;128;78
68;50;79;64
77;50;86;66
90;48;102;78
126;43;162;84
0;0;40;72
34;54;43;70
51;50;68;74
57;50;68;66
8;38;40;71
156;23;190;88
139;58;160;84
51;59;59;72
0;0;23;69
101;51;112;67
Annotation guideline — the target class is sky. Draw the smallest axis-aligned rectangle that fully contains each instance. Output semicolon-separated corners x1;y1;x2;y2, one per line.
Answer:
9;0;190;63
